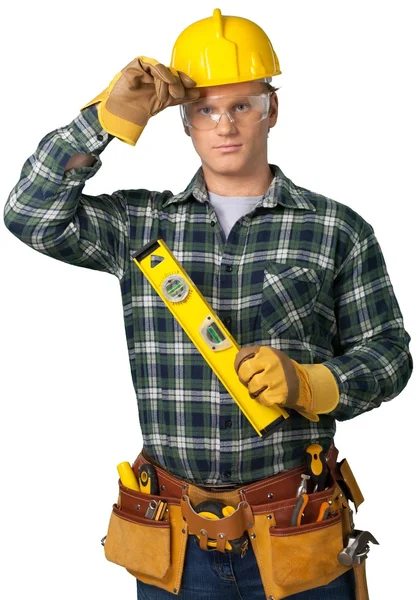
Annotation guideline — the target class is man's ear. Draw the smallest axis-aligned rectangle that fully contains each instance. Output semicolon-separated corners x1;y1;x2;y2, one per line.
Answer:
268;93;279;129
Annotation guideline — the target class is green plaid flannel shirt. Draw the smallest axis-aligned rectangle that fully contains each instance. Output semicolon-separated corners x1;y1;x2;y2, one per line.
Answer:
4;105;413;485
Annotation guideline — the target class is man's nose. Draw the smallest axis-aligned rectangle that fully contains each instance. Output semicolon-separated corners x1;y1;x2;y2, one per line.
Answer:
215;111;237;133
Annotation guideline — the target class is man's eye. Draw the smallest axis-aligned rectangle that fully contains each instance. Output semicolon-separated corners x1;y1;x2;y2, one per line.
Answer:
198;107;213;116
234;104;250;112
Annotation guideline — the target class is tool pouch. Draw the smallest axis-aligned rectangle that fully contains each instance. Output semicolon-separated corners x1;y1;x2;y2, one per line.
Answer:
247;459;361;599
102;479;188;595
102;446;366;599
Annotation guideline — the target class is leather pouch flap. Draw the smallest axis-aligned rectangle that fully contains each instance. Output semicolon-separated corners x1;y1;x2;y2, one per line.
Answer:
338;459;364;512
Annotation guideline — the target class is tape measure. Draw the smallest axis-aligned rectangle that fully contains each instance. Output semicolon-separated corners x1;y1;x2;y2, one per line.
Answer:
194;500;249;554
138;464;160;495
132;237;289;438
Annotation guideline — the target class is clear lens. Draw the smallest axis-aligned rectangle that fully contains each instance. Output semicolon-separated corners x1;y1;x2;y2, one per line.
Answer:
181;93;271;130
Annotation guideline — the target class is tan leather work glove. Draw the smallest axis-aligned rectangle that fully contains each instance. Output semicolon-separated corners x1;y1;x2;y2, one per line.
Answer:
80;56;200;146
234;346;339;422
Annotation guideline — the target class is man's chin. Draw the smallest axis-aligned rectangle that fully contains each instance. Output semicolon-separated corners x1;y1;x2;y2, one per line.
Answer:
204;156;249;176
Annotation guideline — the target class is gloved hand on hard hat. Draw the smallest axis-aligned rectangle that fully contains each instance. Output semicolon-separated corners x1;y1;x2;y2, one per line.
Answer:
234;346;339;422
80;56;200;146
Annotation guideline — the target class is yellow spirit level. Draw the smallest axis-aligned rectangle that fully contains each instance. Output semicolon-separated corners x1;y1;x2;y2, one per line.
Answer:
132;238;290;439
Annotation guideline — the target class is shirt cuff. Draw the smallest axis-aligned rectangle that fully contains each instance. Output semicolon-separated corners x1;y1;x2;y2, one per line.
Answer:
45;105;113;183
73;104;112;148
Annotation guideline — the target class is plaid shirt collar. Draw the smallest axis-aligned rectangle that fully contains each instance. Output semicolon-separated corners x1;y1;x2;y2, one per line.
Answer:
161;163;316;212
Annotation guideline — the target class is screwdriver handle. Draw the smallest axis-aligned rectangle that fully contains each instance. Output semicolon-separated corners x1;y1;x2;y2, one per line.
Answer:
305;443;328;492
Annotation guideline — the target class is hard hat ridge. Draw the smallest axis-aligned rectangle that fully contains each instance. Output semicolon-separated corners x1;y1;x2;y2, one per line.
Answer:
170;8;281;88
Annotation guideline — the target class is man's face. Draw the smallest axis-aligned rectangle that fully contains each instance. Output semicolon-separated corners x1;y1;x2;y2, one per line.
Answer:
183;81;278;177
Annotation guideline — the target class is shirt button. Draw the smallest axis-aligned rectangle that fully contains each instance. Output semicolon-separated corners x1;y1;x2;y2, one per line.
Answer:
224;471;232;478
223;316;232;327
225;420;232;428
97;134;104;141
210;220;216;227
226;265;233;272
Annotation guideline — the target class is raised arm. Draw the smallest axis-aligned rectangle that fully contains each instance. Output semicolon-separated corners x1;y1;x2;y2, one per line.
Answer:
4;57;200;279
4;103;130;278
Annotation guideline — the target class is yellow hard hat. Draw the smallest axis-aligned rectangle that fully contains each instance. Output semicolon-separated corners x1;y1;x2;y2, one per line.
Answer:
170;8;281;88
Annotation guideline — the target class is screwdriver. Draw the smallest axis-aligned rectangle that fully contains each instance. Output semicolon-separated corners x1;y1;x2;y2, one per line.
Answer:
305;443;328;492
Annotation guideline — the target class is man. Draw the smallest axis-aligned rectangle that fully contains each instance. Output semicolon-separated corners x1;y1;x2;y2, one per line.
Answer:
4;8;412;600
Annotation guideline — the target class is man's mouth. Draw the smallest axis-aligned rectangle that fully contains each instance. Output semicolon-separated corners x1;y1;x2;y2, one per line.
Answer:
214;144;242;152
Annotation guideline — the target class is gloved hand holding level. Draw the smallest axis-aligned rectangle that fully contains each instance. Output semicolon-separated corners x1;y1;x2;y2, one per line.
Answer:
234;346;339;422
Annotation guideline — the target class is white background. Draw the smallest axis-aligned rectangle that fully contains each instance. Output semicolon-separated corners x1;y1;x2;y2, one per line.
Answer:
1;1;417;598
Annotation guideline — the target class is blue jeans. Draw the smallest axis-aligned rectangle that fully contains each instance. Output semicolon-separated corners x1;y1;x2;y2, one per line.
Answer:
136;535;356;599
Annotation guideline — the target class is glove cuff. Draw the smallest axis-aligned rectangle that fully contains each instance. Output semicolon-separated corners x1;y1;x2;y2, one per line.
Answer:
96;101;145;145
301;363;340;414
80;72;146;146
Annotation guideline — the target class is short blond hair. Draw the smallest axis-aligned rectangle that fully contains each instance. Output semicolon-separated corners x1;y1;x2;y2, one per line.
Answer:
264;82;280;94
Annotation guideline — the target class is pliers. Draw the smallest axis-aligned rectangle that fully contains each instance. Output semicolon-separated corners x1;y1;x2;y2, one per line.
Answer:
290;493;309;526
290;496;331;526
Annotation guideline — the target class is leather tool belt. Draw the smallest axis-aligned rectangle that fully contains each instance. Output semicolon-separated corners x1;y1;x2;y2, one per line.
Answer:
102;443;370;599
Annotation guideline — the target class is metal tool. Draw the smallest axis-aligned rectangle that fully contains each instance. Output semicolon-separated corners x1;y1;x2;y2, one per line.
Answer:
296;473;311;497
132;237;290;439
144;499;167;521
145;499;160;519
305;443;328;492
337;529;379;566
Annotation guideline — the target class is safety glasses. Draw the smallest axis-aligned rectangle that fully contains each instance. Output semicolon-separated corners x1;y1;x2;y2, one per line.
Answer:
180;92;273;130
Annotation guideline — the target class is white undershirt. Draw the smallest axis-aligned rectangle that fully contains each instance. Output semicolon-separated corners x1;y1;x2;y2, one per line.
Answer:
208;192;264;239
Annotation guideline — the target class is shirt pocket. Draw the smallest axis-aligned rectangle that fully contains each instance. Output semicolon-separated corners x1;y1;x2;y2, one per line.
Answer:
260;262;323;342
